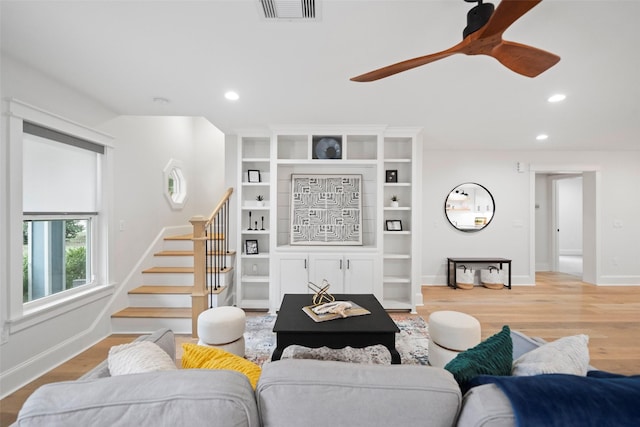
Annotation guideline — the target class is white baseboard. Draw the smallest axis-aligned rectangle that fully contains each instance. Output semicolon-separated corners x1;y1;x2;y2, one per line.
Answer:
596;275;640;286
421;274;535;286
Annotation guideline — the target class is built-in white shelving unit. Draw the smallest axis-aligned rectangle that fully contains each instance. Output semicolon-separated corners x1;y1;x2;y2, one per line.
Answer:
236;126;422;312
382;133;421;310
236;134;272;309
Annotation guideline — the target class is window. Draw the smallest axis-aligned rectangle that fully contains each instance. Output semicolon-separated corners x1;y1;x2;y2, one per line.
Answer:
23;218;92;302
163;159;188;209
21;122;103;303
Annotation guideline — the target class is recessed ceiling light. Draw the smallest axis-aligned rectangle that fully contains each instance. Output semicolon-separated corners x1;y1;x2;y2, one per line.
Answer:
548;94;566;103
536;134;549;141
225;91;239;101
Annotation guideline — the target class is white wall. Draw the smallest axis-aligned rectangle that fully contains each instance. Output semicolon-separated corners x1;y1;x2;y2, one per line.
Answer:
535;174;552;271
421;150;640;286
0;55;226;397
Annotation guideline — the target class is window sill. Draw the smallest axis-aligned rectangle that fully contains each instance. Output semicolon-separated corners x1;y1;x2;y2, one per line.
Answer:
8;284;115;334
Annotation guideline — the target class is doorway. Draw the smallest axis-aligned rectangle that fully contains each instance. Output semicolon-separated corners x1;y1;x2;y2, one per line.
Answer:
555;175;583;277
531;166;599;285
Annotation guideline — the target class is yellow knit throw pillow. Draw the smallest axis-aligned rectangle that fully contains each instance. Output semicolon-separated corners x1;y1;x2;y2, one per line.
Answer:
181;343;261;389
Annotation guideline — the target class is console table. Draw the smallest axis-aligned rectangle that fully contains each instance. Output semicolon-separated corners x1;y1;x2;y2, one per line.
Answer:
447;257;512;289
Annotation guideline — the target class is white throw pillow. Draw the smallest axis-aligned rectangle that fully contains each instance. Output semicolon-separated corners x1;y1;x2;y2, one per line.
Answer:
108;341;177;376
512;334;590;376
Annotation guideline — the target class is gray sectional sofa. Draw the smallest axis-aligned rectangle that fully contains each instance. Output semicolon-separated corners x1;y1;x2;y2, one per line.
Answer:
12;328;552;427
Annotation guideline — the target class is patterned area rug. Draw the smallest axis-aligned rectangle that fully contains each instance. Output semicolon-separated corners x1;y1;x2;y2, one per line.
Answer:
244;314;429;366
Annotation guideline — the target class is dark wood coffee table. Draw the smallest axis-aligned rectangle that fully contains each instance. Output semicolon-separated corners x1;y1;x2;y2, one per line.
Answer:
272;293;401;364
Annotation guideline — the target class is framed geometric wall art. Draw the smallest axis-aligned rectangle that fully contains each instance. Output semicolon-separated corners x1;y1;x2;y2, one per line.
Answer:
290;174;362;245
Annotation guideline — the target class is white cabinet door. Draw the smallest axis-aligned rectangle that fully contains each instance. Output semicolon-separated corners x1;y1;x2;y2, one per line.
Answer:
309;254;345;293
277;255;309;305
345;255;378;295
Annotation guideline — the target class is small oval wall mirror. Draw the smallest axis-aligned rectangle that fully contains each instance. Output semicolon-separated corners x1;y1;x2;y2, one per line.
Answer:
445;182;495;232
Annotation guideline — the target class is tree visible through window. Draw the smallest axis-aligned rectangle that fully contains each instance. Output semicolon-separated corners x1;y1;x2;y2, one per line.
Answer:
22;219;91;302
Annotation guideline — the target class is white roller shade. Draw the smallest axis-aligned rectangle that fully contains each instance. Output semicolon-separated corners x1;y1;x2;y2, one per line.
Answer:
23;133;100;213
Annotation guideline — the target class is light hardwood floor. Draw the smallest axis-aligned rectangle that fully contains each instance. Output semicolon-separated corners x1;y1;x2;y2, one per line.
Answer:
418;272;640;375
1;272;639;425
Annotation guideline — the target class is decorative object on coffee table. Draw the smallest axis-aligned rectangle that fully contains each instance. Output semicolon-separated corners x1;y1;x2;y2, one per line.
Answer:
303;300;371;322
308;279;335;306
313;301;352;317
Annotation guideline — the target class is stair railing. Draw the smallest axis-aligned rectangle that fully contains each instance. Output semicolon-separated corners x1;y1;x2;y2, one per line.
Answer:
190;187;233;337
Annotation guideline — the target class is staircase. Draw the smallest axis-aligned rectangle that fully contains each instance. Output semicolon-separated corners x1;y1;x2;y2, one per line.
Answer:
112;188;235;335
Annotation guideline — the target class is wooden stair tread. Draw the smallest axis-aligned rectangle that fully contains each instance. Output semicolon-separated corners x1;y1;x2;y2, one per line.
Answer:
129;285;194;294
164;233;226;241
142;266;234;274
154;250;193;257
164;234;193;241
112;307;192;318
130;285;227;296
154;250;236;256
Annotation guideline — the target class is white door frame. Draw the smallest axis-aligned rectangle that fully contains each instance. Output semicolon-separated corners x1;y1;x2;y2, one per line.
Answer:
529;164;601;285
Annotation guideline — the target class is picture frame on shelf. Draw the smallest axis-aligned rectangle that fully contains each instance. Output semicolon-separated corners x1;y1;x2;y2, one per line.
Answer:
247;169;261;183
385;170;398;183
385;220;403;231
245;239;259;255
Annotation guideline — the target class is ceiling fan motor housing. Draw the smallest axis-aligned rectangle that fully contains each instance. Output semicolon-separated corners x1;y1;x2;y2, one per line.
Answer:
463;2;495;38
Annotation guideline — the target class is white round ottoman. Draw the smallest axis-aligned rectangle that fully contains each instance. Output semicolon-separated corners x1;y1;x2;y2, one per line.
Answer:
197;336;246;356
428;310;481;368
197;306;246;356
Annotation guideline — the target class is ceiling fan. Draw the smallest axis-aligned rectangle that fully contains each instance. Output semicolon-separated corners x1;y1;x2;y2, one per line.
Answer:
351;0;560;82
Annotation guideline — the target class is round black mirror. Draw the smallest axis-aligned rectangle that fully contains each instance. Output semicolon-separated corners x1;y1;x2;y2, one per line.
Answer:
445;183;495;232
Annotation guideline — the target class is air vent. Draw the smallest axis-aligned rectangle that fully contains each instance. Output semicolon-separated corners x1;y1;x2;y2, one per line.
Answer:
260;0;317;20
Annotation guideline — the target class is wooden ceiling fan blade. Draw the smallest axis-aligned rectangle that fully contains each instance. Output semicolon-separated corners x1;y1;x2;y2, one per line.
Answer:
480;0;542;38
491;41;560;77
350;43;466;82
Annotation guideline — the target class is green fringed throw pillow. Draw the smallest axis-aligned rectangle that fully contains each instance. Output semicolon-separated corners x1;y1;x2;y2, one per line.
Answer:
444;325;513;392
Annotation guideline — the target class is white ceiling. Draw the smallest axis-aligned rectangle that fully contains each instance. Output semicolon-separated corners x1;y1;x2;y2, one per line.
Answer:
2;0;639;151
